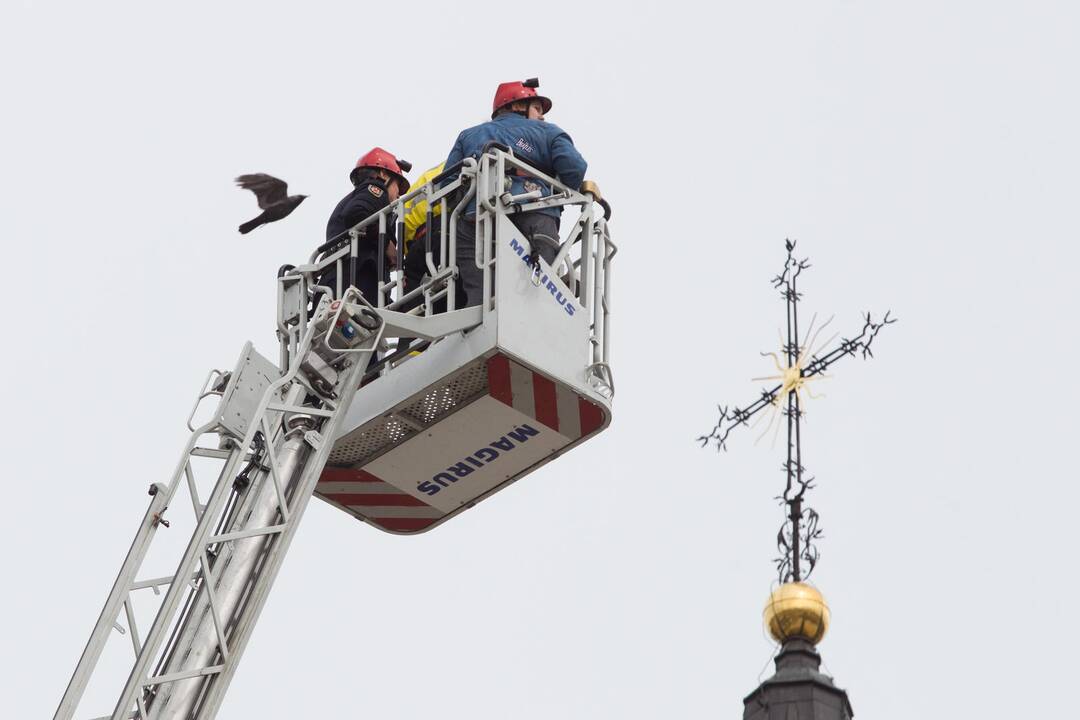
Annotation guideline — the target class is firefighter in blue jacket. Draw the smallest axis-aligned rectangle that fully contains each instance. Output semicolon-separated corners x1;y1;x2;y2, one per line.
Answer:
444;78;587;307
319;147;411;303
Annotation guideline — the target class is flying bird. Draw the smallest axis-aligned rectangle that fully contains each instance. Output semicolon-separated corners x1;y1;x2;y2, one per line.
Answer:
235;173;308;234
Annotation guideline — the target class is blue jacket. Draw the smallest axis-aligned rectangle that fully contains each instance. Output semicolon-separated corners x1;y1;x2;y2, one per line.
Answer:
445;113;587;218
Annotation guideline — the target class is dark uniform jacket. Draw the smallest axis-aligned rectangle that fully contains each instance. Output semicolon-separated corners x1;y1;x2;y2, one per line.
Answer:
445;113;587;219
319;177;397;301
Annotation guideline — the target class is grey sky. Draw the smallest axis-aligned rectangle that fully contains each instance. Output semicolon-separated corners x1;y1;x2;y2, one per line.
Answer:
3;2;1078;718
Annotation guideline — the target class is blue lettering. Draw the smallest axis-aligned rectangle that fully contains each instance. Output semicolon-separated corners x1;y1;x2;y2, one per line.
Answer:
507;424;540;443
507;237;580;320
447;462;475;479
421;424;548;500
475;447;499;463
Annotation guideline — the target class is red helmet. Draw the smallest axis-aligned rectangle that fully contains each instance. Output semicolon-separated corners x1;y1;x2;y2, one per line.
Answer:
491;78;552;119
351;147;412;192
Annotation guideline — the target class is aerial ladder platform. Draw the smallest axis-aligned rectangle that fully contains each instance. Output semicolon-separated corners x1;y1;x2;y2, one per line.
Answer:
54;149;616;720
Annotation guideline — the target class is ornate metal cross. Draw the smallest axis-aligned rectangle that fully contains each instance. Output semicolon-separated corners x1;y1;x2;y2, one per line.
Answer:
699;240;894;584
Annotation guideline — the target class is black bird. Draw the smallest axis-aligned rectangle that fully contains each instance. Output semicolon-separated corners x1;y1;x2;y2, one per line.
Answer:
235;173;308;234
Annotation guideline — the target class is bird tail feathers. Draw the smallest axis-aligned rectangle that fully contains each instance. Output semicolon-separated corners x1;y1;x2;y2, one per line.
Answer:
238;218;260;234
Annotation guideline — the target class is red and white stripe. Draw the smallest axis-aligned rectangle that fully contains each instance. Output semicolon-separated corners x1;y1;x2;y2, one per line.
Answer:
485;354;605;439
316;467;442;533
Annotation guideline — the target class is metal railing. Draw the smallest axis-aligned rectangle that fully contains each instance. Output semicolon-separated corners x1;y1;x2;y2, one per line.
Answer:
277;149;616;387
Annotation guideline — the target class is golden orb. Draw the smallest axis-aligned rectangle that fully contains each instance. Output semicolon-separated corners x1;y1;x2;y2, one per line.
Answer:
763;582;830;645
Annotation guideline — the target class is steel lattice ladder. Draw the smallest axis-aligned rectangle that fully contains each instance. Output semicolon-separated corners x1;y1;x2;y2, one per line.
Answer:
55;291;384;720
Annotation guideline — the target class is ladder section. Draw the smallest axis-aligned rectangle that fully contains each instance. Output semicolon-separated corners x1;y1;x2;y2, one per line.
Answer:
55;291;384;720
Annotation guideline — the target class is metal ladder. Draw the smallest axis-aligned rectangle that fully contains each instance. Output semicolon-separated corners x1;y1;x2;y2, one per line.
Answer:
55;291;383;720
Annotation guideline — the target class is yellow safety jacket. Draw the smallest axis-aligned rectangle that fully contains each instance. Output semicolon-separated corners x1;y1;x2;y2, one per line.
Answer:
402;163;445;250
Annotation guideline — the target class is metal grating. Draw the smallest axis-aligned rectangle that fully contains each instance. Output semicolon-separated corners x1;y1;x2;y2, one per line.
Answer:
399;361;489;427
328;416;413;465
328;359;490;466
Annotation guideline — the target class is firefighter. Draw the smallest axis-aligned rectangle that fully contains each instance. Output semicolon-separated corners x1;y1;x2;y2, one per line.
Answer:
397;162;457;353
319;147;411;303
444;78;587;307
401;162;449;308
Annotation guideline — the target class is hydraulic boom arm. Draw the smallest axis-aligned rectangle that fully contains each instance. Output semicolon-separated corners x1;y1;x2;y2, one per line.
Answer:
55;292;382;720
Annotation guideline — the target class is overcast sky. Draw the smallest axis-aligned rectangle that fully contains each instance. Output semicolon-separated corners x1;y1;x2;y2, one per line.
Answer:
3;2;1078;718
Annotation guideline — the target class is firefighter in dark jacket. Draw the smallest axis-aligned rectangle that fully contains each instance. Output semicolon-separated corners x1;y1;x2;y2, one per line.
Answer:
319;147;411;303
444;78;587;307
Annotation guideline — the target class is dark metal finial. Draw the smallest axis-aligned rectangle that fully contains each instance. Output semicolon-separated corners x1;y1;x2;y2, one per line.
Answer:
697;242;894;583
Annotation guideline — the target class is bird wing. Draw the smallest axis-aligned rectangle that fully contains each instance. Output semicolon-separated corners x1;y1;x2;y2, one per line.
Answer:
235;173;288;209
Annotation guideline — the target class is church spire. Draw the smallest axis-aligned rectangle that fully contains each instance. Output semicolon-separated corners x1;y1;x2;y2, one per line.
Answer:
700;241;894;719
743;582;852;719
